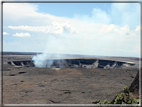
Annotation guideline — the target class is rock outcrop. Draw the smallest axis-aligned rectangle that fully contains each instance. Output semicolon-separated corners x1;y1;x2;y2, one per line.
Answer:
129;71;139;97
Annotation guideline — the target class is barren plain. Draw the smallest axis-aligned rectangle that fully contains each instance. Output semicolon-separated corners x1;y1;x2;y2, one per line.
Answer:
2;52;140;104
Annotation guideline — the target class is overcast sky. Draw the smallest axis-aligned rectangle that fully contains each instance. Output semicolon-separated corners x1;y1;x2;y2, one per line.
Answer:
3;2;140;57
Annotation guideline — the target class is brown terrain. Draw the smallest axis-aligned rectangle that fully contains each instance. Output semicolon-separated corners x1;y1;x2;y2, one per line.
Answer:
2;52;141;105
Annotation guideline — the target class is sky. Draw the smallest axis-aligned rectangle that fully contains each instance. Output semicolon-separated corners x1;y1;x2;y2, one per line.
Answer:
3;2;140;57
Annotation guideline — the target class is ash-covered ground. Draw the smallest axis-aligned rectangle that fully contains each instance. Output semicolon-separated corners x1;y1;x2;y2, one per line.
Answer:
2;52;140;104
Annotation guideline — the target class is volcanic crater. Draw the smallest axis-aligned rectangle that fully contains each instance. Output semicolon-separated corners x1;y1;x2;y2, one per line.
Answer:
2;53;140;104
7;58;135;69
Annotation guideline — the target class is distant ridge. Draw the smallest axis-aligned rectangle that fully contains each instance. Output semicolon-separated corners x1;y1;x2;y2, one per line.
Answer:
3;52;140;59
3;52;41;55
3;52;103;58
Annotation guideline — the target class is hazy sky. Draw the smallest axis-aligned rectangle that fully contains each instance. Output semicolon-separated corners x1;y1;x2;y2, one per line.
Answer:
3;2;140;57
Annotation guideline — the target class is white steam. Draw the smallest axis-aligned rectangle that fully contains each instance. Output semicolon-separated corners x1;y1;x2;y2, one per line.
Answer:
32;53;54;68
32;36;65;68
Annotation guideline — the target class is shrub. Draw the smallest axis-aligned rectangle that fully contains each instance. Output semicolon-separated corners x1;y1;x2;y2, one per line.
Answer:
123;86;130;96
92;99;110;104
92;99;100;104
92;86;139;104
103;99;110;104
114;93;124;104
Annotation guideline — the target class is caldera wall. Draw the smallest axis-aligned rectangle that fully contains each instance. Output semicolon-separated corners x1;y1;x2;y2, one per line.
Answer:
7;58;135;69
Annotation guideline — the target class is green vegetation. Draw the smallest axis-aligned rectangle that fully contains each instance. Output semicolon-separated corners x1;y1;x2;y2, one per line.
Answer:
92;86;139;104
92;99;110;104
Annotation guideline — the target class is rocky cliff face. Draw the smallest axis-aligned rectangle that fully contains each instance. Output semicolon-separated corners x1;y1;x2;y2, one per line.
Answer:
7;58;135;69
129;71;139;96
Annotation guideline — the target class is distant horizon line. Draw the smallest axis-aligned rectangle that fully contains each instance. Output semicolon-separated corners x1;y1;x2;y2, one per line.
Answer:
2;51;140;58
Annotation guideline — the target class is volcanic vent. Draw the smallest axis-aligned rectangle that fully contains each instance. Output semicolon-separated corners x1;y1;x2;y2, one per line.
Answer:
7;58;135;69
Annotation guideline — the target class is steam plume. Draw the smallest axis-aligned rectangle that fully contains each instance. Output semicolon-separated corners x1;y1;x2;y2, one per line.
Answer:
32;36;65;68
